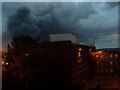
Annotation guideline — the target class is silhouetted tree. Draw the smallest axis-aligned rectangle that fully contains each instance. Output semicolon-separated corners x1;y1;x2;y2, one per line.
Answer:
11;35;34;56
3;47;58;89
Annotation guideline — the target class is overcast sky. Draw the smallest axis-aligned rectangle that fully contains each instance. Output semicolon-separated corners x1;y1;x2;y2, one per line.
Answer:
0;1;119;90
1;0;120;2
1;2;119;49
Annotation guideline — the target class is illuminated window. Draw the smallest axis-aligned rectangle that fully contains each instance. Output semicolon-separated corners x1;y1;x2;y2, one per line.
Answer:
96;54;99;58
110;54;113;58
110;69;113;73
100;54;103;58
89;48;92;52
2;61;5;65
26;53;28;56
115;54;118;58
78;59;82;63
105;54;108;58
110;61;113;65
97;61;99;64
78;52;81;57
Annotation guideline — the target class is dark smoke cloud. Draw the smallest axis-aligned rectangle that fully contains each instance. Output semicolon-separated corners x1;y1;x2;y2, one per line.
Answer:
106;2;118;8
7;3;97;41
3;2;118;48
7;6;41;39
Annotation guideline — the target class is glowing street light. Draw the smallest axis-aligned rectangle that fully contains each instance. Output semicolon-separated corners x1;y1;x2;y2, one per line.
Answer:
6;62;9;65
2;61;5;65
79;48;82;51
26;53;28;56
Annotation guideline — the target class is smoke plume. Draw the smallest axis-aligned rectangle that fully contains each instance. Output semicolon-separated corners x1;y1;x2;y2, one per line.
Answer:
7;3;97;41
7;7;41;40
3;2;117;48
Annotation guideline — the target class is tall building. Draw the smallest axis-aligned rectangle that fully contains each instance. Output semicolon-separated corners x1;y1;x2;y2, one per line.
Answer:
38;41;96;88
3;33;96;89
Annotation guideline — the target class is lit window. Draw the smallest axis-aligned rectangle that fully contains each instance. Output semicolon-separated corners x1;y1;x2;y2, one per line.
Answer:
89;48;92;52
100;54;103;58
78;59;82;63
2;61;5;65
115;54;118;58
26;54;28;56
78;52;81;57
110;69;113;73
105;54;108;58
96;55;99;58
110;54;113;58
110;61;113;65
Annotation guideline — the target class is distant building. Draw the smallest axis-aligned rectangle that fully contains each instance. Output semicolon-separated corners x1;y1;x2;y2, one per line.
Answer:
50;33;77;43
91;49;120;76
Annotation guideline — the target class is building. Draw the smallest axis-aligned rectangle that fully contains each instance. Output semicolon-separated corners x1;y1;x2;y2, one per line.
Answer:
91;48;120;76
3;33;96;88
38;41;96;88
50;33;77;43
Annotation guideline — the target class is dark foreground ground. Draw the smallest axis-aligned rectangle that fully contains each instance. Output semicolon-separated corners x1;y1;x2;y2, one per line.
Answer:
86;75;120;89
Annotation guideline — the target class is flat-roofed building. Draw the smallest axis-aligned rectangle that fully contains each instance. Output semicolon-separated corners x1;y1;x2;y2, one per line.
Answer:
91;49;120;76
38;41;96;88
50;33;77;43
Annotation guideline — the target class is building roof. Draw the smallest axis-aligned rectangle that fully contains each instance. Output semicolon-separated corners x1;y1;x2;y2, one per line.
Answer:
96;48;120;52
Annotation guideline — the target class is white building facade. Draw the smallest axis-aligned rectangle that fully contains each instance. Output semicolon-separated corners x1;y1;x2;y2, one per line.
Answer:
50;33;77;43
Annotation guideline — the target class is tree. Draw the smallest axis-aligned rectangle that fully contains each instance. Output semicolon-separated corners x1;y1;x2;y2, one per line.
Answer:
11;35;34;57
3;47;58;89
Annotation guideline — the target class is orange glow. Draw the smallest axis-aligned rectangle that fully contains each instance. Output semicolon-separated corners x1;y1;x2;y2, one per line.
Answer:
78;54;81;57
0;48;2;51
79;48;82;51
96;55;99;58
2;61;5;65
78;59;82;63
2;58;6;65
78;52;81;57
98;51;102;53
91;51;103;56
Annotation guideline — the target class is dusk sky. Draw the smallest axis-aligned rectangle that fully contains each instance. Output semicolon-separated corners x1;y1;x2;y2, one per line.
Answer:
2;2;118;49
